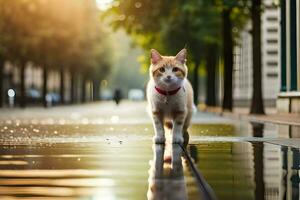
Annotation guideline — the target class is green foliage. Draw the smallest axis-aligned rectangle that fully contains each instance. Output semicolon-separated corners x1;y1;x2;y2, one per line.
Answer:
214;0;251;43
106;0;250;67
106;0;223;68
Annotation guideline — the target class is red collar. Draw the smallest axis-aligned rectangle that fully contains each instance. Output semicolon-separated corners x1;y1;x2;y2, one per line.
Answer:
155;86;181;96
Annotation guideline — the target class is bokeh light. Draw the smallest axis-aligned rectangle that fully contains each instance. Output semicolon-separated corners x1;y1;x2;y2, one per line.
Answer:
95;0;113;10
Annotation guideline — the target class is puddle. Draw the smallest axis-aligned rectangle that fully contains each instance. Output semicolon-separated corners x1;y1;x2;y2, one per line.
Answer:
0;112;299;199
0;141;204;200
189;141;300;200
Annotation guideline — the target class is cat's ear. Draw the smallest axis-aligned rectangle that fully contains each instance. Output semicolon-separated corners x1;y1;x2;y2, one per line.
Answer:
150;49;162;64
175;49;187;64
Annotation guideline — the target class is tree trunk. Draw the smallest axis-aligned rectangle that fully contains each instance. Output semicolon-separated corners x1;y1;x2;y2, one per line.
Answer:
92;79;100;101
250;0;265;114
81;76;86;103
70;72;75;104
19;62;26;108
205;46;217;106
0;58;4;108
42;66;48;108
60;67;65;104
193;60;200;105
222;8;234;111
253;141;265;199
251;122;265;199
89;81;93;102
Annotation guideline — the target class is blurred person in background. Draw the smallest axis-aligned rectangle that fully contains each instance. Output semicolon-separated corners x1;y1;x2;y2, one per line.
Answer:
113;88;122;105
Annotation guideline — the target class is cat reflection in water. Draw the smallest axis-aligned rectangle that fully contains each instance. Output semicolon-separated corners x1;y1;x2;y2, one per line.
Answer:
147;144;188;200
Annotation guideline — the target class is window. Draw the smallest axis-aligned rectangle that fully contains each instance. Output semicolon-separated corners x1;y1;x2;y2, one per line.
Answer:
267;73;278;78
266;17;278;21
267;50;278;55
267;39;278;44
267;61;278;67
267;28;278;33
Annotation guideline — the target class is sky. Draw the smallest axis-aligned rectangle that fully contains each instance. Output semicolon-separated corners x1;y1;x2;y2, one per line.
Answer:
95;0;113;10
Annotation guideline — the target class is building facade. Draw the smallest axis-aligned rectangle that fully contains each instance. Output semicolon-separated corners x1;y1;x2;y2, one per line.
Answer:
234;0;281;107
277;0;300;113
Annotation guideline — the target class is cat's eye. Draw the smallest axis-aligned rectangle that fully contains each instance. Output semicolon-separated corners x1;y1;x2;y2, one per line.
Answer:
172;67;179;72
159;67;165;73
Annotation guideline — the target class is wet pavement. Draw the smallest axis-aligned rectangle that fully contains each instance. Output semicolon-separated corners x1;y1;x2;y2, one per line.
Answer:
0;101;299;200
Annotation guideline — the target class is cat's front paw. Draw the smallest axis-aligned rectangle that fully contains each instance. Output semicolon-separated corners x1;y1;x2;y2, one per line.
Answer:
172;136;184;144
153;136;166;144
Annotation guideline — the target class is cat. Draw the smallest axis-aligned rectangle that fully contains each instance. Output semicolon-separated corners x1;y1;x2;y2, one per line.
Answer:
147;48;194;146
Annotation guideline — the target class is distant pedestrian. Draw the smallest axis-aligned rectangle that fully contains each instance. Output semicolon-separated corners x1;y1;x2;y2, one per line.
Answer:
113;89;122;105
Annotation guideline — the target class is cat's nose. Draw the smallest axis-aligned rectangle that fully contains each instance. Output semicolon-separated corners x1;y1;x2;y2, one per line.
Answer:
167;75;171;79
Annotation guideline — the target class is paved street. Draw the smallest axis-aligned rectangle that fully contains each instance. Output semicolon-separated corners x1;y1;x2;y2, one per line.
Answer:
0;101;299;200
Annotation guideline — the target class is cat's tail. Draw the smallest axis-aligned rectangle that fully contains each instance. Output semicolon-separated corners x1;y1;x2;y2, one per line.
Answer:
183;131;189;148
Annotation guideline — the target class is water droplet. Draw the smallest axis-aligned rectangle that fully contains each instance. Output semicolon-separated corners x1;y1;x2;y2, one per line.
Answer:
135;2;142;8
33;129;40;133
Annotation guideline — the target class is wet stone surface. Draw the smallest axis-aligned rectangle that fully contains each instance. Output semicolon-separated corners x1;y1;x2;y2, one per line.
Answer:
189;142;300;200
0;135;201;199
0;102;299;200
0;142;151;199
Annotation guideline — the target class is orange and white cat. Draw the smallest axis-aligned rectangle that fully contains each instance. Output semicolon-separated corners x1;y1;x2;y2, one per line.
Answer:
147;49;194;146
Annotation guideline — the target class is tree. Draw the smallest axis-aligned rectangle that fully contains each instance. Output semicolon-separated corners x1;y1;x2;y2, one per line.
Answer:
215;0;265;113
0;56;4;108
0;0;44;107
0;0;114;107
221;6;234;111
250;0;264;114
214;0;251;111
0;4;5;107
107;0;221;105
205;45;218;106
